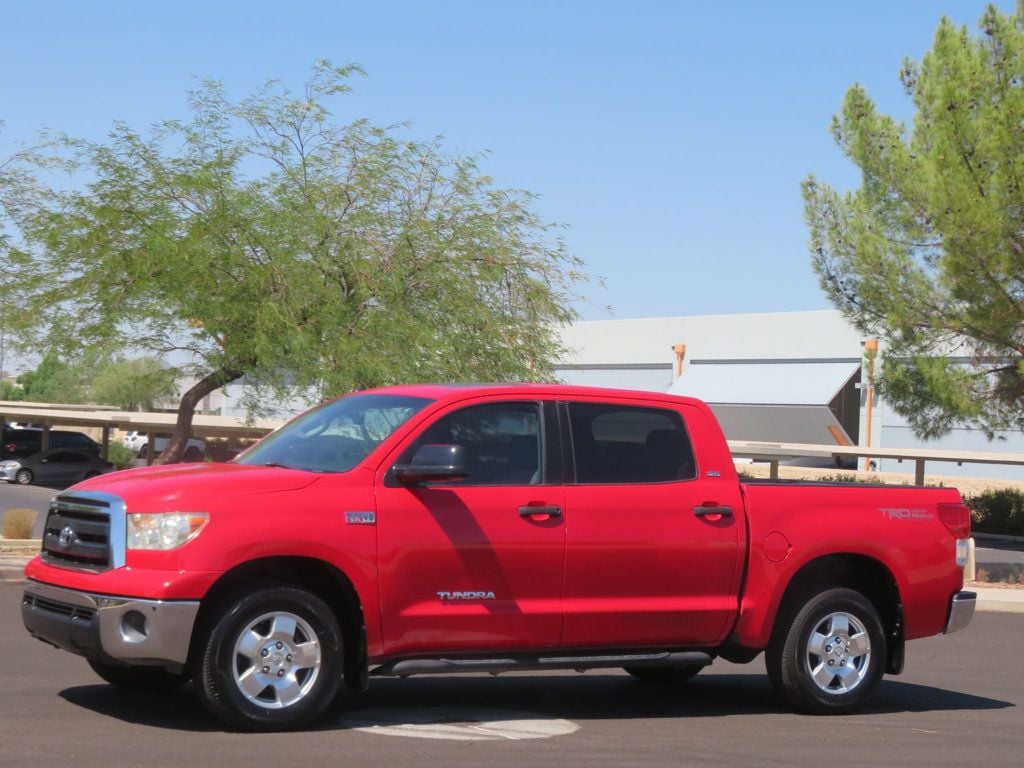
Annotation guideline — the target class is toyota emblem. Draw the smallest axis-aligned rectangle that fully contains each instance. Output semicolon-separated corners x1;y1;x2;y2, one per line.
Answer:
58;525;75;549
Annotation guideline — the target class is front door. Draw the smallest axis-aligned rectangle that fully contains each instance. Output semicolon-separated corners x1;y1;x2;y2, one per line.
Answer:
375;398;565;656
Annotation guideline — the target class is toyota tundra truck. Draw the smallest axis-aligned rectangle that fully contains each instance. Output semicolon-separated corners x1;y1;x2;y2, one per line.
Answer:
21;384;975;730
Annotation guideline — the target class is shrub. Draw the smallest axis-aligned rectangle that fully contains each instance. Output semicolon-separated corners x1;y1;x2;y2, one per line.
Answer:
105;442;137;470
964;489;1024;537
3;508;37;539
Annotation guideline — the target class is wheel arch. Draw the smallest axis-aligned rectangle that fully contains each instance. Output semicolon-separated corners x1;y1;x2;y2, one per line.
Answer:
188;556;368;689
772;553;904;675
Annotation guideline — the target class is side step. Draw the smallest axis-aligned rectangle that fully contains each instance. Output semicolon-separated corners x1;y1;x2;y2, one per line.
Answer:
371;651;713;677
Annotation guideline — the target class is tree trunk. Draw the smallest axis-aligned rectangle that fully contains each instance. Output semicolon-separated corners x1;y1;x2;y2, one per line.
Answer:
154;367;244;465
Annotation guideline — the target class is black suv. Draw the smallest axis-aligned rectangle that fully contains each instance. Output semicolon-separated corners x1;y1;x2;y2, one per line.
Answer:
1;426;101;459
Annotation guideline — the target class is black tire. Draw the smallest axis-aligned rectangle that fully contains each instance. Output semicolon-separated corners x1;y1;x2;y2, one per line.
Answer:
623;664;703;684
197;585;343;731
766;587;886;715
14;468;33;485
88;658;188;691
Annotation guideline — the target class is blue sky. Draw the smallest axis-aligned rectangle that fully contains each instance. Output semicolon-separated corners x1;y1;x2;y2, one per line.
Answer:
1;0;1012;326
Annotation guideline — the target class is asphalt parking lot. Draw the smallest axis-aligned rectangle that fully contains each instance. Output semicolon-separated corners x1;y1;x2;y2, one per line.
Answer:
2;582;1021;768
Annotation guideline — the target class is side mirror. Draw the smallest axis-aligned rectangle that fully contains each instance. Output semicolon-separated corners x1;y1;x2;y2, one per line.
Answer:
393;444;470;484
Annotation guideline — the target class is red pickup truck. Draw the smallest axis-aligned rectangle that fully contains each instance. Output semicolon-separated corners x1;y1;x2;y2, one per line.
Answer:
21;384;975;730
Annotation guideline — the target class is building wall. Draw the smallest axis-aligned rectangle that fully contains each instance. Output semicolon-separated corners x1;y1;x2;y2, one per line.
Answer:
556;309;1024;481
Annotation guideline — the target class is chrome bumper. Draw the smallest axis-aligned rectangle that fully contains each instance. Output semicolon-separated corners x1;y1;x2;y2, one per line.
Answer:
22;580;199;667
944;590;976;634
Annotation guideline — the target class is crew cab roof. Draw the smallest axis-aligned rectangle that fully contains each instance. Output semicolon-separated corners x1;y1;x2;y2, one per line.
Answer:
356;382;705;408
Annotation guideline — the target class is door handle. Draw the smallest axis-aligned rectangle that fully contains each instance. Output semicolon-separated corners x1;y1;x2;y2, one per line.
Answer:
518;504;562;519
693;504;733;518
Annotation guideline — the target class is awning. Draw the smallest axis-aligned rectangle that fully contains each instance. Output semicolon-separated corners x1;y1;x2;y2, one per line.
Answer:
667;361;860;405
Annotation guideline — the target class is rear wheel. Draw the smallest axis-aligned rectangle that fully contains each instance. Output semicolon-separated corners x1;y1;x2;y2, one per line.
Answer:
766;587;885;715
14;468;33;485
88;659;188;691
197;585;343;731
623;665;703;684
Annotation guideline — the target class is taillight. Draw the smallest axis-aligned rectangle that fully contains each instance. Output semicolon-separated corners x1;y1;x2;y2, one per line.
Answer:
937;502;971;539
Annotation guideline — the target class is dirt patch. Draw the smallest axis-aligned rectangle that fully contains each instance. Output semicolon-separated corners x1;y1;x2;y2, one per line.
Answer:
967;580;1024;590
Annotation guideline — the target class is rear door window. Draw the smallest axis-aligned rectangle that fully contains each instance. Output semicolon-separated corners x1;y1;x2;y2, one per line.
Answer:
567;402;696;484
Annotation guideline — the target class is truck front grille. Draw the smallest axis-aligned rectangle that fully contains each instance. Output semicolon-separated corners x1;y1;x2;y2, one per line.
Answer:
41;493;125;572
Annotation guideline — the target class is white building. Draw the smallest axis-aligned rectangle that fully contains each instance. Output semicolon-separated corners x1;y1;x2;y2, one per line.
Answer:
555;309;1024;481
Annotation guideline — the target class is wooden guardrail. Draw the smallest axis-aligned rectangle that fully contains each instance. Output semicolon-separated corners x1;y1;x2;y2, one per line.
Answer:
728;440;1024;484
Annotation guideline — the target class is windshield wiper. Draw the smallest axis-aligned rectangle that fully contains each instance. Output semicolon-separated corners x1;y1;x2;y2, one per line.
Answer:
260;461;300;470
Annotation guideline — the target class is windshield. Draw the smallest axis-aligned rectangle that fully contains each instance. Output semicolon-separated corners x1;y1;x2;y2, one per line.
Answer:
236;393;432;473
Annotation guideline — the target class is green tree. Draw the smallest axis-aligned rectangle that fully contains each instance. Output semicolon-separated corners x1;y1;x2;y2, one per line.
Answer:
17;350;90;403
4;62;585;462
0;379;23;401
92;357;177;411
804;3;1024;439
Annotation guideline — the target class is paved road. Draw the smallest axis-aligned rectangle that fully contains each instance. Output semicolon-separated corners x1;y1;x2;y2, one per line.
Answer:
2;582;1020;768
976;540;1024;567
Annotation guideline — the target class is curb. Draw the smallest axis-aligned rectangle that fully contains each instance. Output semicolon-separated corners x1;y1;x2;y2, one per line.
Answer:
0;559;29;583
972;586;1024;614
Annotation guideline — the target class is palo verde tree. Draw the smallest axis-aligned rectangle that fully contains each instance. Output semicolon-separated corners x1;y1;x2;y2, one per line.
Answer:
5;62;585;462
804;3;1024;439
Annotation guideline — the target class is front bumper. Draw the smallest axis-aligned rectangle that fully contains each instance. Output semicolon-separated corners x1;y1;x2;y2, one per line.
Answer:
944;590;976;634
21;579;200;667
0;464;19;482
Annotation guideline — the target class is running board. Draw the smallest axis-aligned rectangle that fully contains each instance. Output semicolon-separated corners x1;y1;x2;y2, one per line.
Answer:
371;651;713;677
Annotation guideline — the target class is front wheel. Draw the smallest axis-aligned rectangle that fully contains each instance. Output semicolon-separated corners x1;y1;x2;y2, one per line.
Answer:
766;587;886;715
14;468;33;485
197;585;344;731
88;659;188;691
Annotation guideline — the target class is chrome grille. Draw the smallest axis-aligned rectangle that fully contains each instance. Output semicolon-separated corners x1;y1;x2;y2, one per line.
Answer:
40;492;126;572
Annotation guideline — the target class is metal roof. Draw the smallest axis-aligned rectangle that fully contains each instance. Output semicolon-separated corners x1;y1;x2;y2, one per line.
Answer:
710;404;851;445
667;361;861;405
0;404;284;438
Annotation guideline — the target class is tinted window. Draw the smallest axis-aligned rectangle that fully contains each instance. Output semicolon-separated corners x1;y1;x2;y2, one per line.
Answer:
52;432;98;448
47;451;88;463
402;402;542;486
568;403;696;484
237;393;431;473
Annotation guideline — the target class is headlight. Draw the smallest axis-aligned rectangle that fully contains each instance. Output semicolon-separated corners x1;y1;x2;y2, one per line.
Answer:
127;512;209;550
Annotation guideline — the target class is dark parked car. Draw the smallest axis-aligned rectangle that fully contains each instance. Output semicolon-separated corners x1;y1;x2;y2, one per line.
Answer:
1;427;101;459
0;449;114;486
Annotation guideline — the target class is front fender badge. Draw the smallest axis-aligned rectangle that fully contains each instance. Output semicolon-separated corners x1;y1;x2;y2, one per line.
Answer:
345;511;376;525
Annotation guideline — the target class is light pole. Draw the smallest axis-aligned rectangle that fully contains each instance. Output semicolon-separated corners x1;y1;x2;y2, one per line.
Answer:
862;339;878;472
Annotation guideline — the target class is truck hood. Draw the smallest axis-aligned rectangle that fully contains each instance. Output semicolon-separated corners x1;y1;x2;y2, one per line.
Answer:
71;462;321;511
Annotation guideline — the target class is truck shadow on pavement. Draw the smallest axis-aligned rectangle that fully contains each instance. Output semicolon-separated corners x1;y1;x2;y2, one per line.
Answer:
58;671;1014;733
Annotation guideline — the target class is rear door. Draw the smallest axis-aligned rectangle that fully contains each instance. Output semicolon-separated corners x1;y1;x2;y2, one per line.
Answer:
560;397;744;648
375;397;566;656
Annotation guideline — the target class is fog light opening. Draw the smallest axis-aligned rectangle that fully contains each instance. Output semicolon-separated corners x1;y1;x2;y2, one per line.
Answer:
120;610;149;644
